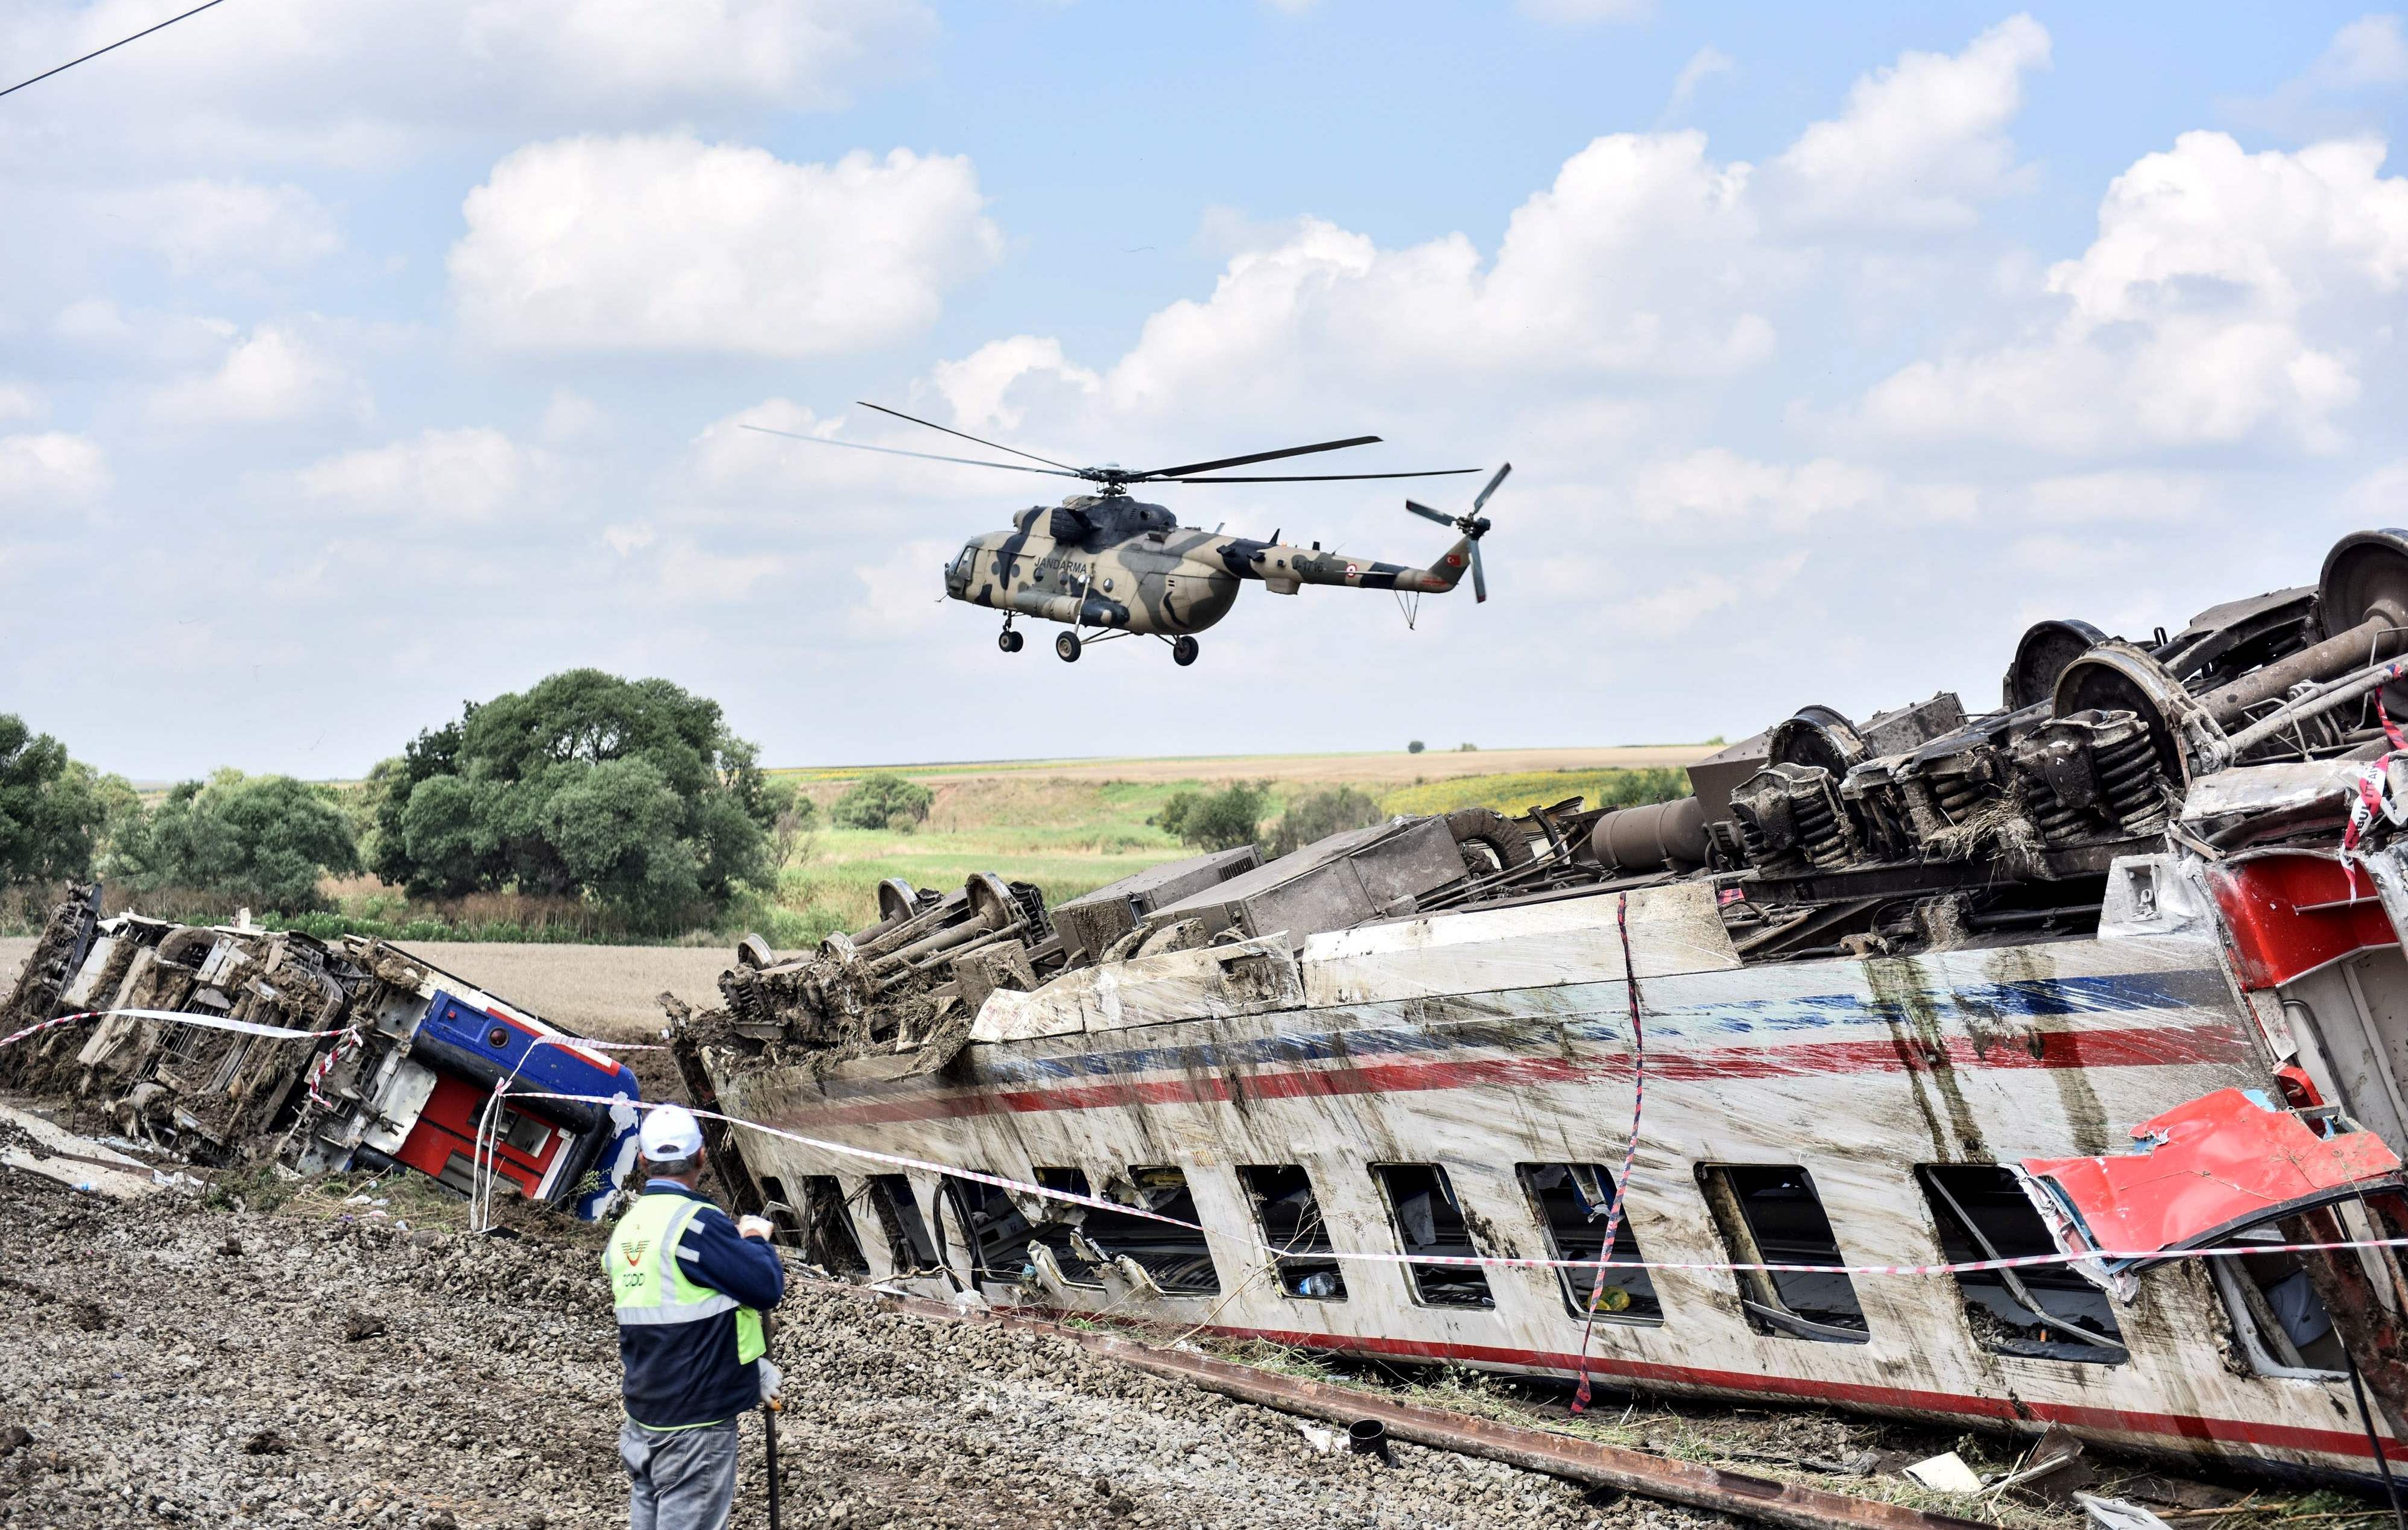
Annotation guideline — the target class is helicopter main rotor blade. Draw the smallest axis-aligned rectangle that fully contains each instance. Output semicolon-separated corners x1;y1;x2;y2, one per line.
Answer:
1164;467;1482;484
1137;435;1380;480
853;400;1083;472
739;424;1081;478
1403;499;1455;527
1471;538;1488;604
1472;461;1512;513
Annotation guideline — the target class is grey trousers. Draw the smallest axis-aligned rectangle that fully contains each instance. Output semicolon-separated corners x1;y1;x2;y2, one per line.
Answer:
620;1417;741;1530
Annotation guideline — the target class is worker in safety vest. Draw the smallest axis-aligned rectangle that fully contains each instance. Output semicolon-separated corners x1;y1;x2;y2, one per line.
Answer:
606;1104;786;1530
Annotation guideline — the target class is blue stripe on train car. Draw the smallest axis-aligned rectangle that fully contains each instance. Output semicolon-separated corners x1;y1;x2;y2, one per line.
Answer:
416;990;644;1220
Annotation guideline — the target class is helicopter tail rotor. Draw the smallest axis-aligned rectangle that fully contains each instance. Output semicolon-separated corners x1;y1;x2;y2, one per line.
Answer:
1404;462;1506;604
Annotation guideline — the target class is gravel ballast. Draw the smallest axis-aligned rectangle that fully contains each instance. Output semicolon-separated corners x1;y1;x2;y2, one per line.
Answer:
0;1172;1730;1530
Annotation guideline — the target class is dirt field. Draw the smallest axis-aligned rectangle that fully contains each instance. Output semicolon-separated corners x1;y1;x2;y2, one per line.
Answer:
384;942;732;1038
783;744;1713;786
1;939;725;1042
0;1171;1725;1530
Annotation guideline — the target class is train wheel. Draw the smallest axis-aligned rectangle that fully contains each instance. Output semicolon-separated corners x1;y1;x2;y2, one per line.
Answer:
1056;632;1082;662
1172;636;1199;666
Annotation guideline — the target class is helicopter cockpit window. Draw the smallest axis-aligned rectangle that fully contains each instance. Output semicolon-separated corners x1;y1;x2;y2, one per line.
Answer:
950;548;975;577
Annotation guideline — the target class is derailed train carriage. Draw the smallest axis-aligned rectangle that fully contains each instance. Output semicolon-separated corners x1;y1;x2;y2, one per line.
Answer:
680;528;2408;1488
1;890;644;1218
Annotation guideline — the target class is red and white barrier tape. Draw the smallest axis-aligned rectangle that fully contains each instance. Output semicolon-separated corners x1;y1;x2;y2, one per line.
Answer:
1;1006;352;1052
501;1088;2408;1282
1;1005;659;1058
2341;662;2408;890
17;1008;2408;1282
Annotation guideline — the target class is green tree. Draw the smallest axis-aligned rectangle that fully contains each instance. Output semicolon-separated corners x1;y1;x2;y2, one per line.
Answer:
832;773;933;831
0;715;131;891
113;771;362;912
1268;786;1385;858
1150;790;1199;841
1406;740;1426;754
369;669;775;932
1165;781;1272;853
760;778;815;867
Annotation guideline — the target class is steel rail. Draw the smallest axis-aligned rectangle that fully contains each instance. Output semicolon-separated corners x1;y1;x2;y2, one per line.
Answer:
870;1290;1994;1530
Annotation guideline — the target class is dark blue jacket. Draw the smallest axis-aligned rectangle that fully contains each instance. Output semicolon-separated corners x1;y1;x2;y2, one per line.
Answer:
615;1181;787;1429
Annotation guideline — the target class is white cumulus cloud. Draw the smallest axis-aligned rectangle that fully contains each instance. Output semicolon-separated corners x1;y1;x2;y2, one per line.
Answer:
1009;130;1772;439
449;136;1002;358
298;428;549;520
0;432;110;507
0;384;45;424
1860;131;2408;454
1769;14;2051;231
149;324;368;426
1;0;936;166
90;180;341;275
2225;14;2408;139
1664;46;1735;116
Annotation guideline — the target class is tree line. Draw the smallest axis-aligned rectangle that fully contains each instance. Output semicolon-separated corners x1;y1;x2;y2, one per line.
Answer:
1;670;811;937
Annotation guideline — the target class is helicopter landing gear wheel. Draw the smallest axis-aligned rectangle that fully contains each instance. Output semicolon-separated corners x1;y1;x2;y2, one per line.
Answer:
997;629;1023;653
1171;636;1199;666
1055;631;1082;662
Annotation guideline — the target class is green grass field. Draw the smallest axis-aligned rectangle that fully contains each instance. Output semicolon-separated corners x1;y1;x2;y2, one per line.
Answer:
127;750;1707;948
760;765;1692;941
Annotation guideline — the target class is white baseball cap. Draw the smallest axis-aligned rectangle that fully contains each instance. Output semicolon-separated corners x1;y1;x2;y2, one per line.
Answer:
639;1104;706;1162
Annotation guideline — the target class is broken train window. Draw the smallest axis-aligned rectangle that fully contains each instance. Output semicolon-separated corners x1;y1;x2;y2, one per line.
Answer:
1698;1163;1869;1343
866;1174;942;1276
1239;1164;1345;1300
1372;1164;1493;1309
785;1175;870;1277
1072;1166;1221;1295
1026;1167;1105;1286
1519;1162;1662;1324
2204;1204;2406;1379
1918;1165;2125;1364
939;1174;1040;1284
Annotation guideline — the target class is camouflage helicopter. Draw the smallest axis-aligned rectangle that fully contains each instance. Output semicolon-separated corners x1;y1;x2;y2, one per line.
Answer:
746;403;1507;666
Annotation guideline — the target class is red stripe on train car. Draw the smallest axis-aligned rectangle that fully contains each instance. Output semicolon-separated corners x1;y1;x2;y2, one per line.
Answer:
766;1021;2257;1128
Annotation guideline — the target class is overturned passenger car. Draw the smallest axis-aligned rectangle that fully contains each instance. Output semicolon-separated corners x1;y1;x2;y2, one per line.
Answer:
1;890;643;1218
680;529;2408;1487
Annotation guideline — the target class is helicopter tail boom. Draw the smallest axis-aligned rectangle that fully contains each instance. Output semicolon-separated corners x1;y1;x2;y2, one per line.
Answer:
1239;541;1465;595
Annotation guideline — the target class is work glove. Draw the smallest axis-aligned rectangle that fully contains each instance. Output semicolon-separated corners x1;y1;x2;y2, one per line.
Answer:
737;1214;774;1241
758;1359;783;1405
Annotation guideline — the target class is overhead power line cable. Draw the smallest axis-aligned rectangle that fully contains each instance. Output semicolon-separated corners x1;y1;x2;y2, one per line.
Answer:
0;0;233;101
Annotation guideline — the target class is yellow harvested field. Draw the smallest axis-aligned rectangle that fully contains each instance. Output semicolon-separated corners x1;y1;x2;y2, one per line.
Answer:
372;941;733;1039
783;743;1712;786
1;936;727;1042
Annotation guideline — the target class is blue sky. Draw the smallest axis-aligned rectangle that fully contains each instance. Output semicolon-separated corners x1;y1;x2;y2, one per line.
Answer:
6;1;2408;779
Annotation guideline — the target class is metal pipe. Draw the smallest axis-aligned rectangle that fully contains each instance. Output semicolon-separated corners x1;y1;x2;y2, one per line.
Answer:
2201;615;2408;724
762;1402;783;1530
1347;1418;1392;1463
2221;657;2405;755
851;897;961;962
900;918;1028;976
867;904;1007;975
